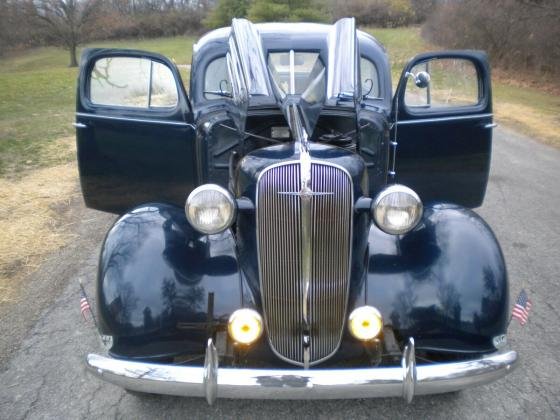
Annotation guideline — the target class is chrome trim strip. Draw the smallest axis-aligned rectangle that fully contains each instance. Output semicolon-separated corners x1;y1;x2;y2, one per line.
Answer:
396;113;493;125
86;349;517;401
75;112;194;128
294;105;313;369
300;149;312;370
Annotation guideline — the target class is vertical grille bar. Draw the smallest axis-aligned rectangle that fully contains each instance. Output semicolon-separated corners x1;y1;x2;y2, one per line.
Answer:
256;162;353;366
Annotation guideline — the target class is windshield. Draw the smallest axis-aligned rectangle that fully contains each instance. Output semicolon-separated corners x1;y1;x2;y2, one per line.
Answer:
224;18;359;139
204;54;380;101
267;51;325;98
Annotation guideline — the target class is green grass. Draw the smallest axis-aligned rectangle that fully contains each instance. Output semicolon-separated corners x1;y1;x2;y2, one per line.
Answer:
0;28;558;177
364;26;435;82
0;65;75;175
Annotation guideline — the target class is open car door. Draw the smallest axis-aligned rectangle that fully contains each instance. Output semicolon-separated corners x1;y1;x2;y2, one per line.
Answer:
392;51;494;208
76;49;197;213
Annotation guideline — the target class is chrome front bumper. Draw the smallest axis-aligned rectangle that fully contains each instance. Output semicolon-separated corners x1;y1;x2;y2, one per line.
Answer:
86;338;517;405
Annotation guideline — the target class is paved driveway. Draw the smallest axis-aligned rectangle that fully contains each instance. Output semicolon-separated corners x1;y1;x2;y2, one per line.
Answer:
1;127;559;419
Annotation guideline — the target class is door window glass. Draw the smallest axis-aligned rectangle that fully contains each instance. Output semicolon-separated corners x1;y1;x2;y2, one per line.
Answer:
204;56;232;99
360;57;380;98
90;57;178;108
405;58;479;109
150;61;178;107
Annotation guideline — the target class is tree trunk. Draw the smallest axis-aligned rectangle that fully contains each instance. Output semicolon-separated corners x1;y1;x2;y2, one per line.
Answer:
69;42;78;67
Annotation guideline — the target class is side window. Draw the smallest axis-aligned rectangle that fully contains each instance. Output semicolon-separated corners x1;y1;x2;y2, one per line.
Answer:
90;57;178;108
204;56;232;99
360;57;380;99
405;58;479;109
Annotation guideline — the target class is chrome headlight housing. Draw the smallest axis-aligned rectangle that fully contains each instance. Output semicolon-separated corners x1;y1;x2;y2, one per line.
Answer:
185;184;236;234
372;184;423;235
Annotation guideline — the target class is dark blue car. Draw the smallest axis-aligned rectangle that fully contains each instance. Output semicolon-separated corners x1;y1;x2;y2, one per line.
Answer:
76;18;516;404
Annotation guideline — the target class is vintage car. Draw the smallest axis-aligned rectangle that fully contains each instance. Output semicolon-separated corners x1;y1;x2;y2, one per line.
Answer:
77;18;517;404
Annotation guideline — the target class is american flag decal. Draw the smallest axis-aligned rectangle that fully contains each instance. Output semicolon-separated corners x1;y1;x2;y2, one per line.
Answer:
511;289;532;326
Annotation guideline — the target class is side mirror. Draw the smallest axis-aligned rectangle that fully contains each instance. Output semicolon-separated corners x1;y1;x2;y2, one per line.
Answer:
415;71;431;88
407;71;431;88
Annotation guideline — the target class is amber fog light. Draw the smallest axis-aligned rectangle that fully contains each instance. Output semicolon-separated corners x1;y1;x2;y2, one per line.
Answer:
228;309;263;345
349;306;383;341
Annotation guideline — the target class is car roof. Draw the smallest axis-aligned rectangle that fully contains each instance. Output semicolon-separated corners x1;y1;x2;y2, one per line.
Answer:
194;22;386;56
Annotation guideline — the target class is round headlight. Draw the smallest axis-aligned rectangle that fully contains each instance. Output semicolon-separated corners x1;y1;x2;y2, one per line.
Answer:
185;184;236;234
228;309;263;345
348;306;383;341
373;185;422;235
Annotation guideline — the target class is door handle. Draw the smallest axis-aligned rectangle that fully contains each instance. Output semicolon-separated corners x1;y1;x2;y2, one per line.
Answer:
73;122;88;129
484;123;498;129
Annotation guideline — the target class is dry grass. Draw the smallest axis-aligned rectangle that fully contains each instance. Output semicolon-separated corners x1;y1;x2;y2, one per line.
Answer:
494;102;560;148
0;137;78;304
493;79;560;148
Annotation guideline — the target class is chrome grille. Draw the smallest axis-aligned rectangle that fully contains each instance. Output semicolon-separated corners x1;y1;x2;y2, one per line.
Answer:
256;162;353;365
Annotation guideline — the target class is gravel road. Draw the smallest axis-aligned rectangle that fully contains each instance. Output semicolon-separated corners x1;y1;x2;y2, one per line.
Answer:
1;126;559;419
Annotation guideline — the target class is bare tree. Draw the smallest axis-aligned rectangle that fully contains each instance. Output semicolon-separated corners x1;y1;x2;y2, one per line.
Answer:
424;0;560;77
33;0;101;67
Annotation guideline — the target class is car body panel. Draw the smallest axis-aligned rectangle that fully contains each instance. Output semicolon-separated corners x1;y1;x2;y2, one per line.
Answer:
97;202;507;361
97;203;242;339
366;204;508;353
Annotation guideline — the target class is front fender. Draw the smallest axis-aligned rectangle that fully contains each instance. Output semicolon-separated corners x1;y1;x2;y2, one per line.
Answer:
366;203;509;353
96;203;242;338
